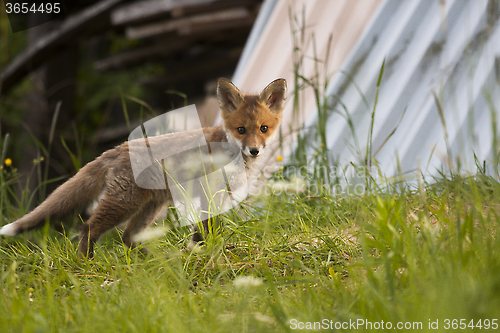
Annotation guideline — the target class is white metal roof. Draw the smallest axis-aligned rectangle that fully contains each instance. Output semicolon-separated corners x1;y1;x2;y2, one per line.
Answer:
229;0;382;161
234;0;500;183
302;0;500;180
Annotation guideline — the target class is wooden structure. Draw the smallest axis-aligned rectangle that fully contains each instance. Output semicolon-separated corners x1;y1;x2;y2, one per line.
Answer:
0;0;262;198
0;0;262;96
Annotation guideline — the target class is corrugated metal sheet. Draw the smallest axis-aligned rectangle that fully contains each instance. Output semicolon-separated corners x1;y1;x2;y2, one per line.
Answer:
303;0;500;179
233;0;500;185
227;0;381;159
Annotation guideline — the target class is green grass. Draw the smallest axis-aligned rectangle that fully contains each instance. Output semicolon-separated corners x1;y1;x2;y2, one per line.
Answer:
1;10;499;330
0;167;499;332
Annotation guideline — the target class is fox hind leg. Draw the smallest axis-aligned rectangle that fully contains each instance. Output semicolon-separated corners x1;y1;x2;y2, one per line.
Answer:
78;194;147;259
122;200;166;255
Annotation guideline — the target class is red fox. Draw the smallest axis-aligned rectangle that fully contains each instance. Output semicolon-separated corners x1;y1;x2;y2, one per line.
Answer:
0;78;286;258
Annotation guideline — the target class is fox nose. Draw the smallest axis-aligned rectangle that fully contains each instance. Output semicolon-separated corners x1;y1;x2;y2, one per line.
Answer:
249;148;259;156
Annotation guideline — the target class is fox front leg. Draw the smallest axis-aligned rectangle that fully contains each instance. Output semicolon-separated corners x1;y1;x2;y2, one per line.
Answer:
191;217;220;245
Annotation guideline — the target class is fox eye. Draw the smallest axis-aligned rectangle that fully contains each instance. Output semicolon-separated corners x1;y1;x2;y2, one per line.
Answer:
237;127;246;134
260;125;268;133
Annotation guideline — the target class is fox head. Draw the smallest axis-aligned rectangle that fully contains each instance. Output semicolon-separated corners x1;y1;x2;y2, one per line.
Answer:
217;78;287;158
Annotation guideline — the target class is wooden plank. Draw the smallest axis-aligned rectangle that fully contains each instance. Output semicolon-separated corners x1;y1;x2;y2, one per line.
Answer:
169;0;258;18
96;17;252;72
0;0;123;95
93;120;143;143
111;0;259;26
111;0;216;26
141;47;242;87
178;9;255;35
126;7;252;39
94;37;195;72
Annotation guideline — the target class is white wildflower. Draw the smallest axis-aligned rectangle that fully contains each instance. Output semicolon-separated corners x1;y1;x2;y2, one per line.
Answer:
233;276;263;288
268;175;307;194
131;227;168;243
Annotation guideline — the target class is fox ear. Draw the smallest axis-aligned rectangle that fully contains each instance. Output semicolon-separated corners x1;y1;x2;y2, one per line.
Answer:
259;78;287;113
217;78;244;113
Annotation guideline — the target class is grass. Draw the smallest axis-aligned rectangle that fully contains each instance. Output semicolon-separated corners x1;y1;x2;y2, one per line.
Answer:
1;9;499;331
0;163;499;332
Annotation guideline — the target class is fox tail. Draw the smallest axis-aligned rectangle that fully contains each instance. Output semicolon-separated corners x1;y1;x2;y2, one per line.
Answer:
0;159;107;236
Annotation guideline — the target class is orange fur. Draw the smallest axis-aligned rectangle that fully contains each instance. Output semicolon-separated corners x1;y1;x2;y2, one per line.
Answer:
0;78;287;259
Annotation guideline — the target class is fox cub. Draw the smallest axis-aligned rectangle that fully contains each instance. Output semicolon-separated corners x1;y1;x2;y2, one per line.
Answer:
0;78;287;258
